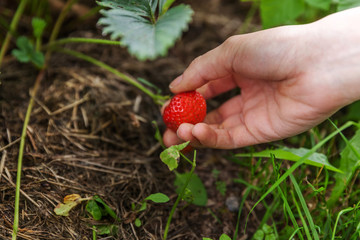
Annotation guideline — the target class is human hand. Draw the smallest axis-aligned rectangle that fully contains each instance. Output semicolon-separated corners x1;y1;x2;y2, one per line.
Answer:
163;7;360;149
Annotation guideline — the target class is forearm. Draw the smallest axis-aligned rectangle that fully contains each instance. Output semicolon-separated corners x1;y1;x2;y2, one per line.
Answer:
307;7;360;106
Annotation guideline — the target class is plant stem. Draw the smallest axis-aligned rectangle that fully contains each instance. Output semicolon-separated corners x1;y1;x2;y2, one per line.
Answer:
12;69;45;239
45;0;78;62
12;0;78;239
163;151;197;240
46;37;121;49
0;0;29;68
58;48;167;105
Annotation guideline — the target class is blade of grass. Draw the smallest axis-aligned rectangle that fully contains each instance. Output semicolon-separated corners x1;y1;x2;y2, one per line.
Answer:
291;190;312;240
233;187;253;240
290;174;319;240
277;185;304;240
245;120;358;231
331;201;360;240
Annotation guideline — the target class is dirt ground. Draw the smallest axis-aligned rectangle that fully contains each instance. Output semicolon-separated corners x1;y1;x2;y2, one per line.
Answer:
0;1;265;239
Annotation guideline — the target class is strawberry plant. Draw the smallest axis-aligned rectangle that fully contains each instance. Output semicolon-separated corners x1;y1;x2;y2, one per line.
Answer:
96;0;193;60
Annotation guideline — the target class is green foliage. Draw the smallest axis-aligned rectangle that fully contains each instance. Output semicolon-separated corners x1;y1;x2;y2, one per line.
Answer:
236;147;341;172
86;195;120;221
174;171;208;206
254;0;359;28
160;141;190;171
253;224;276;240
145;193;170;203
328;129;360;207
86;200;103;220
95;224;118;235
260;0;305;28
337;0;360;11
219;234;232;240
12;36;44;68
31;17;46;38
97;0;193;60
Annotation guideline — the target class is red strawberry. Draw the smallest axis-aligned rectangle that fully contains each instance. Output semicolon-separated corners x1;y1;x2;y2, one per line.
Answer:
163;91;207;132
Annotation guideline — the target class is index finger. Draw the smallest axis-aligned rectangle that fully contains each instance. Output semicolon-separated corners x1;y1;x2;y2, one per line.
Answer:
169;40;235;94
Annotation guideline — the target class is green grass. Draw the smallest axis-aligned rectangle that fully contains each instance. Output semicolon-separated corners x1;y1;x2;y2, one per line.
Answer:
229;118;360;240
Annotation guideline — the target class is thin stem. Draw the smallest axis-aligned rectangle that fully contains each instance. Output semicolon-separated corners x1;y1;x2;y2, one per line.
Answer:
0;0;29;67
12;69;45;239
163;151;197;240
58;48;167;105
12;0;78;239
46;37;121;49
45;0;78;62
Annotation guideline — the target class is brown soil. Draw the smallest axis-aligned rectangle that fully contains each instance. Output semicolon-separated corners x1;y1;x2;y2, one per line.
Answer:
0;0;264;239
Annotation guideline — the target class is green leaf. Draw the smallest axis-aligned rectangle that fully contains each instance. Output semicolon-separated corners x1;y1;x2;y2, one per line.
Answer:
135;218;142;227
32;17;46;38
345;101;360;121
202;238;213;240
54;202;79;216
11;36;44;68
86;200;103;220
96;224;118;235
219;234;232;240
337;0;360;11
97;0;157;18
260;0;305;28
93;195;120;221
174;172;208;206
160;141;190;171
253;229;265;240
97;1;193;60
54;194;85;216
139;202;147;212
235;147;342;172
145;193;170;203
328;129;360;207
305;0;332;10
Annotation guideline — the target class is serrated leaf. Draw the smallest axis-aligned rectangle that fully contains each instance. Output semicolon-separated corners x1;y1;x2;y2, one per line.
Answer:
145;193;170;203
97;0;157;18
337;0;360;11
260;0;305;28
86;200;103;220
174;172;208;206
328;129;360;207
235;147;342;172
160;141;189;170
32;17;47;38
97;2;193;60
11;36;44;68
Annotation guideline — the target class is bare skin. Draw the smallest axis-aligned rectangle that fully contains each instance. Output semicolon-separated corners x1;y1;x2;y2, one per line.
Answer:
163;7;360;149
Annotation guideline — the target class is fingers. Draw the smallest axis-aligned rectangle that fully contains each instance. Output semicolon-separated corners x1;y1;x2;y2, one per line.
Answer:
169;39;236;95
176;123;260;149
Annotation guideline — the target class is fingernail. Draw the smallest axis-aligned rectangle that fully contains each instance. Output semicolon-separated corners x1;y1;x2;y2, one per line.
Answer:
169;75;182;89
